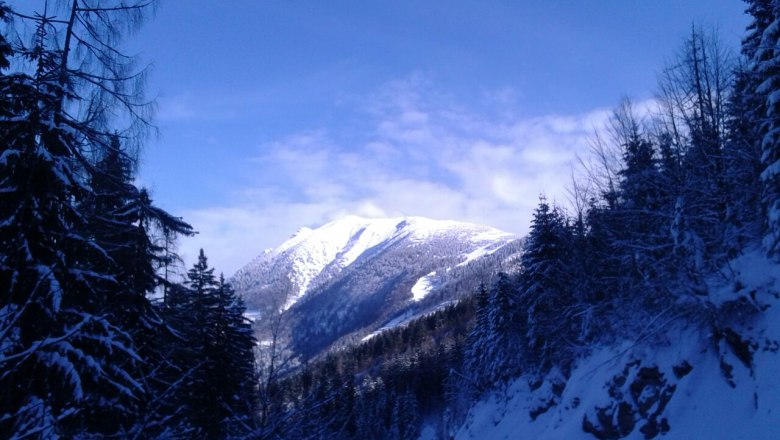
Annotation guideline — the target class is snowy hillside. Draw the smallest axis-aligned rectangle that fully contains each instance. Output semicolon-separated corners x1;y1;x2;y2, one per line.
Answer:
450;248;780;440
231;215;521;359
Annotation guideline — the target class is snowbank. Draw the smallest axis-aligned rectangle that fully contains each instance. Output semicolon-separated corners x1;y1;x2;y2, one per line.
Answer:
452;249;780;439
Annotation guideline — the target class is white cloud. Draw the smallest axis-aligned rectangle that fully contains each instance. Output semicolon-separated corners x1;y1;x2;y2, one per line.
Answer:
177;75;618;276
156;95;197;121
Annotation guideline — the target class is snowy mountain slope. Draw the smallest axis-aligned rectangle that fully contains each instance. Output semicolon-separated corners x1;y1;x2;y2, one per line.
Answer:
231;215;516;311
451;248;780;440
230;215;521;360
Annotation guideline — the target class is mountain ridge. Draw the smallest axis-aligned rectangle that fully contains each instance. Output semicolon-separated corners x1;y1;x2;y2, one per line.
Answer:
230;214;522;360
231;215;517;311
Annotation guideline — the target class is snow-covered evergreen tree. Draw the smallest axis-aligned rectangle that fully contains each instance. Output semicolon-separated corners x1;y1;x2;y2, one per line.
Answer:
212;274;259;437
484;273;520;385
0;8;148;438
86;134;194;436
461;274;522;392
461;283;490;393
656;26;736;268
0;59;142;436
724;67;764;254
749;0;780;256
172;250;258;438
0;2;202;436
182;249;224;438
721;2;770;254
389;389;420;440
519;197;577;370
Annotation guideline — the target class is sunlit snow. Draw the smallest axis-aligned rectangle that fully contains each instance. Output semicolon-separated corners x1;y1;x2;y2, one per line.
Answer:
232;215;517;311
411;271;437;301
361;309;416;342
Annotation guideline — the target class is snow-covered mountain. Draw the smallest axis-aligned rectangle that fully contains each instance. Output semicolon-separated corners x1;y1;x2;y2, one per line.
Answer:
230;215;521;359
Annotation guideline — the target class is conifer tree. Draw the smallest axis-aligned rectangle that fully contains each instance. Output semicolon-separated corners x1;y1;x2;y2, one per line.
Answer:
0;1;167;436
484;273;520;385
174;250;258;438
519;197;576;370
461;283;490;393
0;2;203;436
0;44;140;437
86;134;194;436
722;68;764;255
749;0;780;256
181;249;223;438
609;104;675;288
389;389;420;440
212;273;259;436
719;2;771;254
657;26;735;266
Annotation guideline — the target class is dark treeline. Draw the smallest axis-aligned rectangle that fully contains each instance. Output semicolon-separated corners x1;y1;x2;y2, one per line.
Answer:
0;2;257;438
258;299;475;439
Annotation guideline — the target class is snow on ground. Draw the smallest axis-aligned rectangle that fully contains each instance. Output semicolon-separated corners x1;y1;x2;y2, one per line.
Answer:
457;232;517;268
361;309;417;342
412;271;438;301
468;228;516;243
451;248;780;439
456;242;511;267
456;327;780;439
360;332;378;343
458;247;491;267
362;300;460;343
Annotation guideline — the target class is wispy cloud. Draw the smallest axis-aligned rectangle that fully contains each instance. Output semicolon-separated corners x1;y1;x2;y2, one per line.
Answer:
178;74;615;275
156;94;197;122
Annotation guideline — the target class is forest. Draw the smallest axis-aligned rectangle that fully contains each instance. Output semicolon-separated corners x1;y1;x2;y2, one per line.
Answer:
2;0;780;439
0;1;256;438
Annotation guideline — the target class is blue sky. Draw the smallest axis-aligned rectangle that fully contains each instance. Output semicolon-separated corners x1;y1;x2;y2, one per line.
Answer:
121;0;749;275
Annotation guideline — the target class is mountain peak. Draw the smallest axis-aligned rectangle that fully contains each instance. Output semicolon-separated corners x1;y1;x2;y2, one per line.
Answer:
231;215;516;311
230;214;522;359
